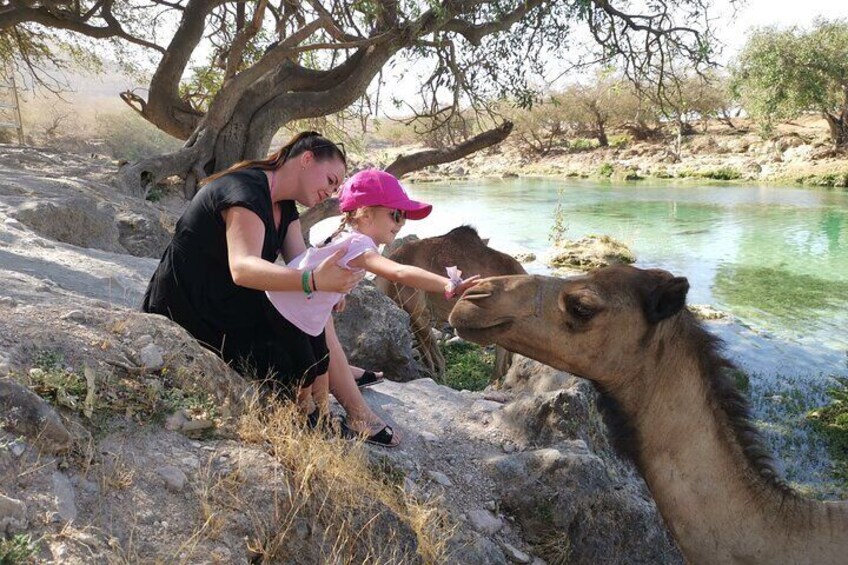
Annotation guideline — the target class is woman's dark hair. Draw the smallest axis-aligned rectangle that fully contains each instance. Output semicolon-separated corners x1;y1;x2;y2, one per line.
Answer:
200;131;346;186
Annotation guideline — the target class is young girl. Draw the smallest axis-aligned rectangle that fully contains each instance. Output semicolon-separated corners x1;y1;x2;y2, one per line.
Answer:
266;169;479;446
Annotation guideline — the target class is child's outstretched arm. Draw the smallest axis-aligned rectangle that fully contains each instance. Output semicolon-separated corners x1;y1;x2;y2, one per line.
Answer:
348;251;479;298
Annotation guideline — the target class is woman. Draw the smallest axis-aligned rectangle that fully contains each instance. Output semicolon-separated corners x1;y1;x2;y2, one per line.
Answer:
142;131;398;445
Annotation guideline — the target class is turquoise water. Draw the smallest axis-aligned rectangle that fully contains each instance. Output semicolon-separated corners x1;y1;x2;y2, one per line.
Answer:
314;177;848;493
389;178;848;359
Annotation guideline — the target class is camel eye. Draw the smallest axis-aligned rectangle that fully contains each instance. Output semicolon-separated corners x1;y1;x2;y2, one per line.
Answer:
568;301;596;321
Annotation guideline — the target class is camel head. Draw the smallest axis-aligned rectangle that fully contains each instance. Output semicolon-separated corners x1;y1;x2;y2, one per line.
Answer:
449;265;690;386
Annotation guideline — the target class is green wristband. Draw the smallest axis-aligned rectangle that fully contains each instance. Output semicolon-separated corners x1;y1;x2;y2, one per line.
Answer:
301;270;313;296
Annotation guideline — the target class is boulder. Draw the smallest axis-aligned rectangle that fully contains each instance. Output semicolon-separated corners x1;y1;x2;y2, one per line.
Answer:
334;281;425;381
0;379;72;453
11;198;121;252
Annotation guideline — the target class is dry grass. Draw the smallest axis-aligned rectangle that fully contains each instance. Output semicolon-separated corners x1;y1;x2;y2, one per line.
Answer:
235;395;453;564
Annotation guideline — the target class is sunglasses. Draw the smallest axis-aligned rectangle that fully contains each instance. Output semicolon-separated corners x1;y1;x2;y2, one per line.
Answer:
389;209;407;223
311;141;346;162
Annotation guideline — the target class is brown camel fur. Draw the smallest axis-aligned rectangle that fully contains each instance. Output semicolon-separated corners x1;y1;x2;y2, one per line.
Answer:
449;266;848;564
376;226;525;377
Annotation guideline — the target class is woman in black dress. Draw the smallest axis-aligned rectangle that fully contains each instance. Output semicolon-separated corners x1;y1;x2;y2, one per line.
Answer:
143;131;398;445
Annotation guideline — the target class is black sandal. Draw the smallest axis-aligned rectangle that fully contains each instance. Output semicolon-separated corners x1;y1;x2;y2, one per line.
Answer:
341;421;399;448
356;370;384;389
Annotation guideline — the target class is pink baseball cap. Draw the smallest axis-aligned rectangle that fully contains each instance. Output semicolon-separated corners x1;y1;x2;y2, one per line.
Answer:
338;169;432;220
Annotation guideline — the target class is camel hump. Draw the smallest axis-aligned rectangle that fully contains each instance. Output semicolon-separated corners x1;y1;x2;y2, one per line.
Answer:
442;225;483;245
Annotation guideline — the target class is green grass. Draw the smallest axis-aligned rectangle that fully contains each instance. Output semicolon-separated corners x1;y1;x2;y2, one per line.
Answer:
700;167;741;181
439;341;495;391
807;377;848;486
0;534;39;564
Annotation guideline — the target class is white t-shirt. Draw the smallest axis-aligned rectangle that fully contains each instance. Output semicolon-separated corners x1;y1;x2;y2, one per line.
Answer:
266;230;377;336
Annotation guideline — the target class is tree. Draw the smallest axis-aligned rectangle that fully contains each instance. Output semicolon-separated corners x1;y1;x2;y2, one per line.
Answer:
732;19;848;146
2;0;723;197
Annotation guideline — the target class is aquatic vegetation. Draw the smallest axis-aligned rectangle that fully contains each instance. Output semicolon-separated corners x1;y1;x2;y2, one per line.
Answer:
700;167;742;181
597;162;615;178
808;377;848;487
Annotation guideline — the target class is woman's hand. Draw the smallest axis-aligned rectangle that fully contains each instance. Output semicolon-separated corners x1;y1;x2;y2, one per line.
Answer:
313;249;364;293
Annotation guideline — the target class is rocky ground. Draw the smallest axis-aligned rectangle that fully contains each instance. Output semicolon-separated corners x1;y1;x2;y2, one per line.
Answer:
0;146;682;563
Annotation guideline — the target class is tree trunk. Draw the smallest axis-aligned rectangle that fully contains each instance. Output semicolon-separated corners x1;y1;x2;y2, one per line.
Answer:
596;124;609;147
299;122;514;242
824;111;848;147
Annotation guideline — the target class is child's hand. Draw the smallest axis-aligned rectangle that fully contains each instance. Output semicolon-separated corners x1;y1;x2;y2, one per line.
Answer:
445;274;481;299
454;275;481;297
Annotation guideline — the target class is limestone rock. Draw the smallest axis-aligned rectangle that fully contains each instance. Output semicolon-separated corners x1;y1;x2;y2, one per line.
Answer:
501;542;532;564
333;280;424;381
468;508;503;535
156;466;187;493
11;197;121;253
548;235;635;272
52;471;77;522
115;211;171;259
0;379;72;453
0;493;27;535
139;343;165;370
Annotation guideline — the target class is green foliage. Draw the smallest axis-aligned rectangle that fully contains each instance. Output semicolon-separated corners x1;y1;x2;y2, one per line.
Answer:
807;377;848;485
732;19;848;140
795;173;848;188
569;138;598;151
597;162;614;177
439;341;494;391
0;534;39;564
699;167;741;180
608;134;631;148
96;110;182;162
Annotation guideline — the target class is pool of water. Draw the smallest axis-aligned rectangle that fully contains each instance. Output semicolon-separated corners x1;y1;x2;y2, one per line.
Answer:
315;177;848;495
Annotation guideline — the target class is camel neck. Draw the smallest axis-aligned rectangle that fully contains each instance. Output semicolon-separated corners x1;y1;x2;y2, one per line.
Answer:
614;322;848;564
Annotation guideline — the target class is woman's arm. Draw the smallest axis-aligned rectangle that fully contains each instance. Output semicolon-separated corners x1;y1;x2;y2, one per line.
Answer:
349;251;478;296
222;207;362;293
281;218;307;263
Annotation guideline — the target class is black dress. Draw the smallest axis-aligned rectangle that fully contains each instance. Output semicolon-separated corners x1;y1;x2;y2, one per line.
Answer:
142;167;329;390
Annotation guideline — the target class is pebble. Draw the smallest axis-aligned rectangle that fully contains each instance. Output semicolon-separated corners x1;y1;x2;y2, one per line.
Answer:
0;296;18;307
502;442;516;454
502;542;532;564
60;310;86;323
9;440;26;457
156;465;187;493
483;391;509;403
468;508;503;535
135;334;154;348
3;217;22;229
419;431;439;442
139;343;164;371
426;470;453;487
165;410;189;431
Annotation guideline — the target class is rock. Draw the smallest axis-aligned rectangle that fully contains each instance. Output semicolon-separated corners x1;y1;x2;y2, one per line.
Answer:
60;310;86;323
501;542;532;564
420;431;439;442
180;419;215;435
513;252;536;263
426;470;453;487
468;508;503;535
165;410;190;432
52;471;78;522
451;533;509;565
472;399;503;414
0;296;18;308
0;379;72;453
0;493;27;534
115;211;171;259
9;439;26;457
11;197;121;253
548;235;635;272
139;343;164;370
334;280;424;381
156;465;187;493
487;443;680;564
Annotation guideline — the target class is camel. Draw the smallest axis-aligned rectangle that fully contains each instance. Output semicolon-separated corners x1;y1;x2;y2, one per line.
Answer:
448;265;848;564
376;226;526;377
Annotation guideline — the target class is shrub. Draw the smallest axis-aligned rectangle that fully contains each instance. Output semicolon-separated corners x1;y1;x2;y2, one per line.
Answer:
608;134;631;148
597;162;614;177
700;167;741;180
570;138;598;151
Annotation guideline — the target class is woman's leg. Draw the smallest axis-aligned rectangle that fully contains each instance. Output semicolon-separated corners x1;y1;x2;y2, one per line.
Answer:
311;372;330;413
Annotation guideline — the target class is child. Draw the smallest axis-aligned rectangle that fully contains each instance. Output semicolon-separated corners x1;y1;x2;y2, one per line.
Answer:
266;169;479;446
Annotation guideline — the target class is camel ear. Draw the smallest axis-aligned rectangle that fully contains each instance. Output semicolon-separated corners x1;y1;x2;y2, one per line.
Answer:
482;238;490;245
643;276;689;323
